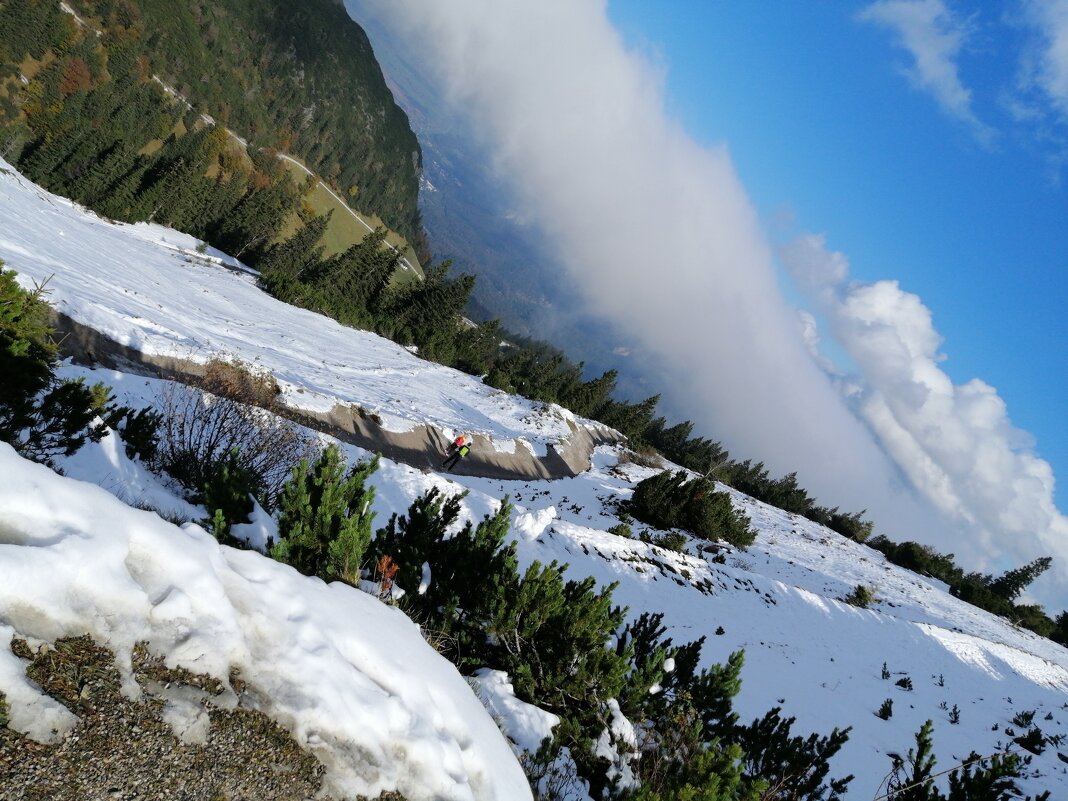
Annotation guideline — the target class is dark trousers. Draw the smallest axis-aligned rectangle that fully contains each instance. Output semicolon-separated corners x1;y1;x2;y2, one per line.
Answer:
442;451;463;471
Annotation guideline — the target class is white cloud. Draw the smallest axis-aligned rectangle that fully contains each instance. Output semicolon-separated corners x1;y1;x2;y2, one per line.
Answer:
781;234;1068;592
1020;0;1068;122
859;0;994;143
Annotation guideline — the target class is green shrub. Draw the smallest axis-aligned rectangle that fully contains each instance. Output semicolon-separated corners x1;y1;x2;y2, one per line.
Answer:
201;448;257;542
270;446;378;585
115;405;163;462
0;267;115;464
734;708;852;801
654;531;687;552
876;699;893;720
488;561;629;742
885;720;1031;800
369;491;519;669
630;470;755;548
843;585;875;609
607;522;633;539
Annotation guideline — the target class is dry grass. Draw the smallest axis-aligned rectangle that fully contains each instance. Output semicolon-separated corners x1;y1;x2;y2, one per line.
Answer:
616;446;664;469
201;357;282;410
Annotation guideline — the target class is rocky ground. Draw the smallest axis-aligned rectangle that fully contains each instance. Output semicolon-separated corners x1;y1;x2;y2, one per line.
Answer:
0;635;404;801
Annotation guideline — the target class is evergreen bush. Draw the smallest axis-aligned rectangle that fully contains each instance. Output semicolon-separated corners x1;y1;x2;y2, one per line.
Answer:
734;708;852;801
653;531;687;553
201;448;257;541
488;561;629;737
367;489;519;669
884;720;1034;800
842;585;875;608
115;405;163;463
0;267;116;464
271;446;379;585
630;470;755;548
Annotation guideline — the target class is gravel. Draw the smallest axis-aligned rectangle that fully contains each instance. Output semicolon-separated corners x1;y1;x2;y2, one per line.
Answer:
0;635;404;801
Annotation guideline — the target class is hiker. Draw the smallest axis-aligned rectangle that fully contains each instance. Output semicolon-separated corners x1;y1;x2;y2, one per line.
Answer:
442;433;470;472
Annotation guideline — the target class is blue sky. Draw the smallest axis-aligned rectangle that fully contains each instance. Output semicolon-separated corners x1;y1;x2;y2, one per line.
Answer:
346;0;1068;603
607;0;1068;507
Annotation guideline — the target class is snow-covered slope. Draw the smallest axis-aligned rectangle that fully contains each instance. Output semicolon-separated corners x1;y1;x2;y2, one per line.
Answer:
3;161;1068;798
0;442;532;801
0;160;577;456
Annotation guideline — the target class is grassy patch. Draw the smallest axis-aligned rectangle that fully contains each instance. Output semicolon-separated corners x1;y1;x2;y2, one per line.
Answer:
279;156;423;284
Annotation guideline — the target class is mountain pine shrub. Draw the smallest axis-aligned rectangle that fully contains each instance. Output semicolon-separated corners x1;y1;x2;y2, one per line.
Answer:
1013;726;1045;755
201;448;257;542
884;720;1038;801
270;446;378;585
608;613;853;801
877;699;893;719
0;267;119;464
630;470;755;548
114;406;163;463
734;708;852;801
488;561;629;735
843;584;875;608
368;490;519;670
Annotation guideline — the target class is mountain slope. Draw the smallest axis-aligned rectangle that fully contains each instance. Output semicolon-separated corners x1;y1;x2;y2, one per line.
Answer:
1;161;1067;798
0;441;532;801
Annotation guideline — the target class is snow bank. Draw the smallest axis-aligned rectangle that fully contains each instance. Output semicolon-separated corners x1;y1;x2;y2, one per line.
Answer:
0;443;531;801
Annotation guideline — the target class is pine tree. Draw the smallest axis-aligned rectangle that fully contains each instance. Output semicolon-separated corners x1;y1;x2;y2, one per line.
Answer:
311;227;400;325
989;557;1052;601
258;212;331;281
271;446;378;584
368;492;520;668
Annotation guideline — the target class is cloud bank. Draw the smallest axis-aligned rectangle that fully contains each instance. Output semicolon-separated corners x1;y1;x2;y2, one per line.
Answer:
345;0;1066;603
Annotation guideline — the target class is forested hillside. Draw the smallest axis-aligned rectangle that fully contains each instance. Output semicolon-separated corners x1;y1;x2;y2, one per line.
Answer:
0;0;424;253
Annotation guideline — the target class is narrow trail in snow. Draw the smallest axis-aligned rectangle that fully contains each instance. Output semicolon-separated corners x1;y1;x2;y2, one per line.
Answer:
52;312;623;482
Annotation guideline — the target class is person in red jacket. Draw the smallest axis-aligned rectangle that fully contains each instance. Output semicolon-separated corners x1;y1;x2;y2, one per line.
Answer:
442;433;470;472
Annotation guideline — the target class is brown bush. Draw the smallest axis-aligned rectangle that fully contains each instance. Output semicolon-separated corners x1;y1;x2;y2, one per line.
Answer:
201;358;281;411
